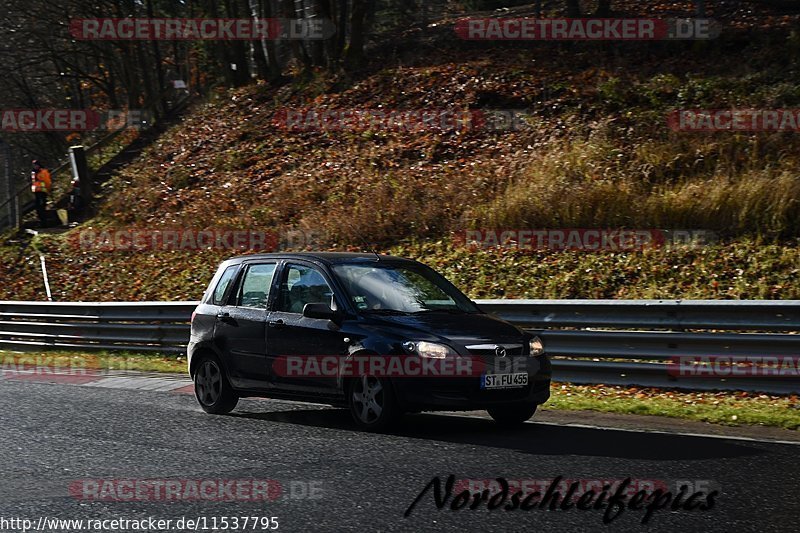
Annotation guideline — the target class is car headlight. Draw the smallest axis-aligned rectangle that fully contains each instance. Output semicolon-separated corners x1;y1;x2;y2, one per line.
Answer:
529;336;544;357
407;341;453;359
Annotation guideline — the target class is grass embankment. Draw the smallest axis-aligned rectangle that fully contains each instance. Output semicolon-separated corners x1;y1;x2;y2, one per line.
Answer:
2;235;797;301
546;383;800;430
0;349;185;374
2;22;799;300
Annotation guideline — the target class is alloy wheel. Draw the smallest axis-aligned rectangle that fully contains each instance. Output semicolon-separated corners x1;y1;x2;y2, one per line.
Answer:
195;359;222;406
351;375;384;424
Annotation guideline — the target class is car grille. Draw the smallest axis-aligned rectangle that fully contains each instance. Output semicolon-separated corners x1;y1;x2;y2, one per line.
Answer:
465;343;524;366
465;343;524;357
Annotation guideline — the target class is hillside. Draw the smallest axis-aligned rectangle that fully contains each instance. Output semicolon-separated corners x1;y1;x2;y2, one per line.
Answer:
2;1;799;301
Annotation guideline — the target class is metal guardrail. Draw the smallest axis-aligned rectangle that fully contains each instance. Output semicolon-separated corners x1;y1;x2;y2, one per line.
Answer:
0;300;798;394
0;301;193;352
478;299;800;331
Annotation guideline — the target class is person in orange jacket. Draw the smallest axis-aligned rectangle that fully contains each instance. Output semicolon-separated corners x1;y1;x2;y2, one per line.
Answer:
31;159;51;226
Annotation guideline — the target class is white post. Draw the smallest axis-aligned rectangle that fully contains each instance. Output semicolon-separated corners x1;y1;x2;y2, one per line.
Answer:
39;254;52;301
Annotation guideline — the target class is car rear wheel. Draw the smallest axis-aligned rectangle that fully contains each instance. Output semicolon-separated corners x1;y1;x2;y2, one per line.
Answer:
348;375;400;431
487;403;537;427
194;355;239;414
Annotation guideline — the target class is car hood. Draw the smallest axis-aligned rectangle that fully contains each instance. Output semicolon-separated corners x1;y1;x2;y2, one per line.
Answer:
360;312;526;346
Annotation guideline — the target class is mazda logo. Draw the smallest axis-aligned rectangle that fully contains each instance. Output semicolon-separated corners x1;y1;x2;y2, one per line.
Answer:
494;346;507;357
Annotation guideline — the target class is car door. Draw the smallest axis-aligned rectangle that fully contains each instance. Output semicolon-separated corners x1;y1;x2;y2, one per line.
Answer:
194;263;240;344
266;261;349;396
213;262;278;390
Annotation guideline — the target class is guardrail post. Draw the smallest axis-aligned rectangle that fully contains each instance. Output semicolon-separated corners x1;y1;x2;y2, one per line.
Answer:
696;0;706;17
68;145;92;215
0;139;14;228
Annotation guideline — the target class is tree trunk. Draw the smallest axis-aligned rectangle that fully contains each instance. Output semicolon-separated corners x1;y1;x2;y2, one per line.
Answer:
344;0;367;67
227;0;252;85
335;0;348;61
565;0;581;17
248;0;271;80
596;0;612;16
306;0;325;67
696;0;706;17
146;0;167;118
264;0;284;81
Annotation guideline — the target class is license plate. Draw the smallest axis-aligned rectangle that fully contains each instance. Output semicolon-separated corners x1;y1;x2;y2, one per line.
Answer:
481;372;528;389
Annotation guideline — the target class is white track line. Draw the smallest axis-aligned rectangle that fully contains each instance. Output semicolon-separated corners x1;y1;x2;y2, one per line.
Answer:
449;412;800;446
241;398;800;445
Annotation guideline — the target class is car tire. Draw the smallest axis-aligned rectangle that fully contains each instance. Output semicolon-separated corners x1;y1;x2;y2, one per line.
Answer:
487;403;537;427
193;354;239;414
348;375;400;431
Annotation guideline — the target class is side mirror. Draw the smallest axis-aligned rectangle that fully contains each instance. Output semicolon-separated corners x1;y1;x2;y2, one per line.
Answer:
303;302;337;321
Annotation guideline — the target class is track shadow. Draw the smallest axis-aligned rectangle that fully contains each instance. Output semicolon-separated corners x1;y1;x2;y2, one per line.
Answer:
231;407;767;461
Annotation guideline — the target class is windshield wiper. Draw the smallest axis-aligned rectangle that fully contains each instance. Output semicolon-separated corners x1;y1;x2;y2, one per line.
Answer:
362;309;412;316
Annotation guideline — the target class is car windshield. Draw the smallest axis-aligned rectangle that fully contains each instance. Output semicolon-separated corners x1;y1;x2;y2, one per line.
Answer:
332;262;480;314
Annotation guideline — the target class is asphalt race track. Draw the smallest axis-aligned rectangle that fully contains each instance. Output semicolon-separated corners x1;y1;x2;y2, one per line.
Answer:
0;374;798;533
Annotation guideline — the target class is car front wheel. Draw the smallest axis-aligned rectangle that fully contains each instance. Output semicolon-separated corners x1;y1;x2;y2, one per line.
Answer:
348;375;400;431
194;355;239;414
487;403;537;427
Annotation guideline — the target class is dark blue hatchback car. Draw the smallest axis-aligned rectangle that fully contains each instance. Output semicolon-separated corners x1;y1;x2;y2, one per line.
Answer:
188;253;550;430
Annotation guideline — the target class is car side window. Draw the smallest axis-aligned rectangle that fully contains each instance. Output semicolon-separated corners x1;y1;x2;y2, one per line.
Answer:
276;264;334;314
236;263;277;309
211;265;238;305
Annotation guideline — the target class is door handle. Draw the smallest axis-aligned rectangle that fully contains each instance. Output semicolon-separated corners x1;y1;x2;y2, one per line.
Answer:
216;312;235;323
268;319;285;328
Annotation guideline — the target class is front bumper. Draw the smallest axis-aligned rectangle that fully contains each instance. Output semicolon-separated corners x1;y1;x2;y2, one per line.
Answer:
393;355;551;411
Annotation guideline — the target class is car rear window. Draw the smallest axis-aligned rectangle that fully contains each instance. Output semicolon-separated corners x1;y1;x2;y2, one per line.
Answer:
236;263;277;308
211;265;238;305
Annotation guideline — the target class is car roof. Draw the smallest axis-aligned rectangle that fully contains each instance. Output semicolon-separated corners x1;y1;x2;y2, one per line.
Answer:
226;251;416;266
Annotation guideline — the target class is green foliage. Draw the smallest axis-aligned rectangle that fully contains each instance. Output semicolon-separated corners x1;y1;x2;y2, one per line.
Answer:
596;77;629;107
2;234;796;302
390;239;800;300
641;73;682;108
547;383;800;430
0;350;185;373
